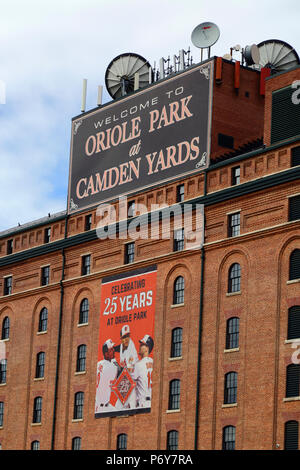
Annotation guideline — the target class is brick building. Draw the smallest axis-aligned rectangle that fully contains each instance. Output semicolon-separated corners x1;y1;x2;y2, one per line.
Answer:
0;56;299;450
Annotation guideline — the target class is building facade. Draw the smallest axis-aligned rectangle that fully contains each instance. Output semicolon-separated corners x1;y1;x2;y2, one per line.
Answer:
0;57;299;450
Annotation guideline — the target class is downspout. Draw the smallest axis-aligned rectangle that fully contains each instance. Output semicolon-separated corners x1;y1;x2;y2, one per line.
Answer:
194;169;207;450
51;215;68;450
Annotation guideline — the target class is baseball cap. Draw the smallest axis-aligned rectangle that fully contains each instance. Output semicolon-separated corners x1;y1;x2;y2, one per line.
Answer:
139;334;150;345
120;325;130;338
103;339;115;350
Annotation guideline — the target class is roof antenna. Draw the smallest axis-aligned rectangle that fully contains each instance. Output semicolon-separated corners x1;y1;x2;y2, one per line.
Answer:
81;79;87;113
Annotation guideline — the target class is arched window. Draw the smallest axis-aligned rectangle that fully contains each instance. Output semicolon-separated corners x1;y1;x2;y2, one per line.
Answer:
74;392;84;420
117;433;127;450
35;352;45;379
173;277;184;305
31;440;40;450
287;306;300;340
286;364;300;398
33;397;42;424
226;318;239;350
1;317;10;340
222;426;236;450
76;345;87;372
224;372;238;404
284;420;299;450
79;299;89;325
38;308;48;332
171;328;183;358
289;249;300;281
72;436;82;450
168;379;180;410
228;263;241;293
167;430;178;450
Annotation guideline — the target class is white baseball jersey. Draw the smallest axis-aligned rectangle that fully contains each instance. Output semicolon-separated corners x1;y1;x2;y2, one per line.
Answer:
120;339;139;373
133;356;153;407
95;359;118;412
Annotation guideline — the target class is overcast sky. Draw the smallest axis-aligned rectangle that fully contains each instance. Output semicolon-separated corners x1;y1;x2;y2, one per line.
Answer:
0;0;299;232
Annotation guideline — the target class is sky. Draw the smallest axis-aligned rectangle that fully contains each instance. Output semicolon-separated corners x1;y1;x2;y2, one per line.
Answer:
0;0;299;232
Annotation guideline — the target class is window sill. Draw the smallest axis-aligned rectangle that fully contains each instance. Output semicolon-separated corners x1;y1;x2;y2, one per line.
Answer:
0;383;6;387
34;377;44;382
171;303;184;309
283;396;300;402
75;371;86;376
166;409;180;414
168;356;183;362
31;422;42;426
222;403;237;408
0;338;9;343
37;331;47;335
72;418;83;423
77;323;89;328
226;291;241;297
224;348;240;353
285;339;300;344
287;279;300;285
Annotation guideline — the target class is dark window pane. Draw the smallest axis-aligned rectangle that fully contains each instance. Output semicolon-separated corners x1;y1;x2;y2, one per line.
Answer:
286;364;300;398
224;372;237;404
31;440;40;450
173;276;184;305
4;277;12;296
171;328;182;358
76;345;86;372
228;213;240;237
74;392;84;419
1;317;10;340
291;146;300;167
176;185;184;203
169;379;180;410
125;243;135;264
0;360;7;384
44;228;51;244
222;426;236;450
41;266;50;286
289;249;300;280
167;430;178;450
289;196;300;222
79;299;89;324
231;167;240;185
128;201;135;218
228;264;241;293
174;229;184;251
284;421;299;450
35;352;45;379
226;318;239;349
38;308;48;332
6;240;13;255
117;433;127;450
0;402;4;427
82;255;91;275
288;306;300;340
85;215;92;231
33;397;42;423
72;437;81;450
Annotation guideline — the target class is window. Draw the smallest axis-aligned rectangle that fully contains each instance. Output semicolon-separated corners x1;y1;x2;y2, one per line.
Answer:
224;372;237;404
38;308;48;332
173;276;184;305
288;306;300;340
289;196;300;222
128;200;135;218
176;184;184;203
0;360;7;384
0;402;3;427
228;264;241;293
1;317;10;340
167;430;178;450
3;277;12;296
76;345;86;372
168;379;180;410
291;146;300;167
289;249;300;281
73;392;84;420
125;243;135;264
171;328;183;358
222;426;236;450
6;239;13;255
218;133;234;149
72;437;82;450
44;227;51;244
231;166;240;185
31;440;40;450
286;364;300;398
226;318;239;350
33;397;42;424
228;213;240;237
81;255;91;276
117;434;127;450
174;228;184;252
284;421;299;450
84;214;92;231
41;266;50;286
35;352;45;379
79;299;89;325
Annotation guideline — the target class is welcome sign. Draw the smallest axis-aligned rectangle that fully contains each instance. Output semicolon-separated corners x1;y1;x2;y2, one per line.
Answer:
68;60;213;213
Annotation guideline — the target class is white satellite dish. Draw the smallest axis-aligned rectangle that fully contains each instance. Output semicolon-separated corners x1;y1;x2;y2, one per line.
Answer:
191;22;220;49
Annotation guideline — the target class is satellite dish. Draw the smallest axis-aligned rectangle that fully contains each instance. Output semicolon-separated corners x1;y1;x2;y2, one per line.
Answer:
105;53;152;100
191;22;220;49
244;44;260;66
257;39;300;74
